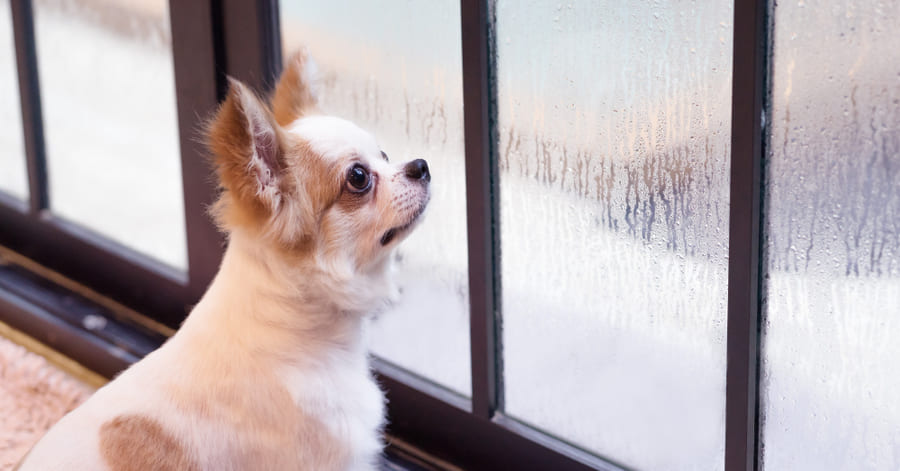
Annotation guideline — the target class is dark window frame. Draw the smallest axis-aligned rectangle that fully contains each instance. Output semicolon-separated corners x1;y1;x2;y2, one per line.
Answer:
0;0;774;469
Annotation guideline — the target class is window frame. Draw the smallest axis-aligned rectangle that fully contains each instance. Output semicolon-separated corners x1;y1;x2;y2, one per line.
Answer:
0;0;773;469
724;0;767;469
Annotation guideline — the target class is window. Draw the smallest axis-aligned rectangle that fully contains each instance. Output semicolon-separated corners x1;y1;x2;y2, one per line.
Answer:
33;0;186;270
0;0;27;201
496;1;732;467
759;0;900;469
0;0;221;329
0;0;897;469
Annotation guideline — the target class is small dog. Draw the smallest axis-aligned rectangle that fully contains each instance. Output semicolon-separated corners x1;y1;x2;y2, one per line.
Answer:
17;50;430;470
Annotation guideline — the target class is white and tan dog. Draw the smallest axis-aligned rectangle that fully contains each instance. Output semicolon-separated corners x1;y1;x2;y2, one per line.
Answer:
17;50;430;470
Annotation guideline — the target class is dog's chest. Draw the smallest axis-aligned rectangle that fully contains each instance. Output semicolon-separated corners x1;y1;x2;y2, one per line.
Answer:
281;358;385;463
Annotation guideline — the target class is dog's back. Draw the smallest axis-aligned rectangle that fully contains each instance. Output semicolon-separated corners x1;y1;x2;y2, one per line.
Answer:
18;329;378;470
18;349;172;470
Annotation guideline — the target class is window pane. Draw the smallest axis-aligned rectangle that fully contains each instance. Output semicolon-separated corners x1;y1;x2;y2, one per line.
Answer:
0;0;28;200
280;2;470;395
34;0;186;270
496;1;732;468
760;1;900;469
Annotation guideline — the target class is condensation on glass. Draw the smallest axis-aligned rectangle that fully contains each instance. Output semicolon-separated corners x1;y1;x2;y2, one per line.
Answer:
0;0;28;200
280;1;470;395
496;1;732;468
34;0;186;270
760;1;900;469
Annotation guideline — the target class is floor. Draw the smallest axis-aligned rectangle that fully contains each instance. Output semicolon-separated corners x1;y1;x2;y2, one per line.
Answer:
0;323;99;470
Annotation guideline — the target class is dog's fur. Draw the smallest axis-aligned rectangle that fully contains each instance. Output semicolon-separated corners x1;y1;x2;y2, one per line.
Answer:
17;49;430;471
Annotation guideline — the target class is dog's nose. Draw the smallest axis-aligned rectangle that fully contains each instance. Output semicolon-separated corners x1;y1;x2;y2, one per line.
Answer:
404;159;430;182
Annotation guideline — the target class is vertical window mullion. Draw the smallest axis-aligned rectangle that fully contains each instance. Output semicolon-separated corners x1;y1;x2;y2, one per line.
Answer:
9;0;48;215
461;0;500;419
220;0;281;93
725;0;769;469
168;0;226;305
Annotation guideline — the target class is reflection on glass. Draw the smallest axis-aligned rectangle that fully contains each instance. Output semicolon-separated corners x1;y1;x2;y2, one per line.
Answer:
280;1;470;395
0;0;28;200
760;1;900;469
34;0;186;270
497;1;732;468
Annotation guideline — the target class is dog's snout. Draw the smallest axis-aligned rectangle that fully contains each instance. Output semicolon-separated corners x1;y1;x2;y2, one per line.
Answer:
404;159;430;183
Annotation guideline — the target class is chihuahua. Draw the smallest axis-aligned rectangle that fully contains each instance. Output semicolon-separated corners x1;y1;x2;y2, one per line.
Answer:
17;49;430;470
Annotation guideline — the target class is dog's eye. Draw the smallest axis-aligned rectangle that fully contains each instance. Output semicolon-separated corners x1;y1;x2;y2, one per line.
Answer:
347;164;371;192
381;151;389;162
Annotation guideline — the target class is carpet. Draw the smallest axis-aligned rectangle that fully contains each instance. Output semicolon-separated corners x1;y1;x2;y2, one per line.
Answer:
0;332;98;470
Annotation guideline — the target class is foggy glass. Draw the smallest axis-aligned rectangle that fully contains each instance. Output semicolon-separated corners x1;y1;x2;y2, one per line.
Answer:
760;1;900;469
34;0;186;270
280;1;471;396
496;1;732;468
0;0;28;201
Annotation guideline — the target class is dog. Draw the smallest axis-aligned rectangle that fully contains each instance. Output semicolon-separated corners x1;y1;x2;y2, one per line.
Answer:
16;49;430;470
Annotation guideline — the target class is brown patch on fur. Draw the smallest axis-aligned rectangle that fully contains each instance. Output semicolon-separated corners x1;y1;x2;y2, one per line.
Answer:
99;415;198;471
272;49;320;127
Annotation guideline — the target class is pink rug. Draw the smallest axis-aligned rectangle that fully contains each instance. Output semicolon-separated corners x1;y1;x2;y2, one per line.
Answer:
0;337;93;470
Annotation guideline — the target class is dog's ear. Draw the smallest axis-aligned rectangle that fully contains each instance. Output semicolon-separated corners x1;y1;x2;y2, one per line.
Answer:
208;78;287;213
271;48;320;127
